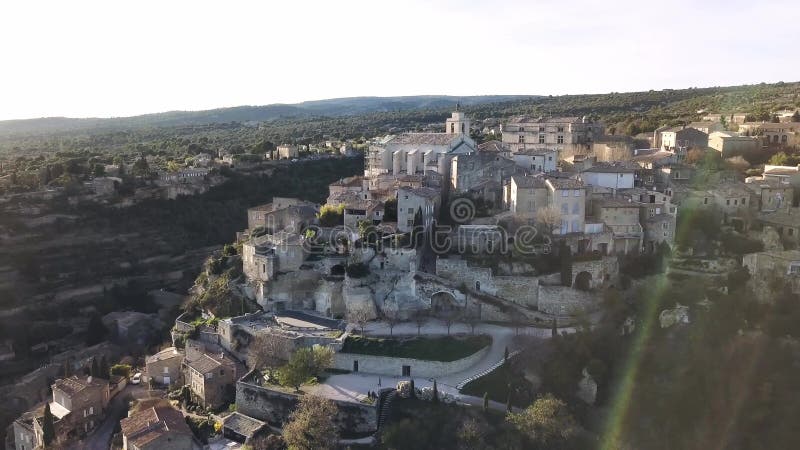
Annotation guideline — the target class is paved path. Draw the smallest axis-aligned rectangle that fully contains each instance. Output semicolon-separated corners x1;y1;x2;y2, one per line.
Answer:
308;319;575;410
66;384;150;450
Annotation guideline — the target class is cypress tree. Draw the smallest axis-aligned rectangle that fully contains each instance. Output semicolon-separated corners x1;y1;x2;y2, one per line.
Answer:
410;379;415;399
504;346;509;363
483;392;489;413
506;393;512;413
91;357;100;378
551;318;558;338
42;403;56;446
99;356;109;379
432;380;439;404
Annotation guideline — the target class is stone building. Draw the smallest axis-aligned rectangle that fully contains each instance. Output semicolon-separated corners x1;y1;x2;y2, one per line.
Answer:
145;347;184;387
578;161;637;190
743;250;800;302
737;122;800;148
397;186;441;233
659;127;708;152
121;404;196;450
183;342;241;409
745;179;793;212
592;199;643;255
762;164;800;184
343;199;384;229
687;121;724;134
707;131;760;157
757;209;800;245
501;116;603;155
546;178;586;235
702;113;748;124
49;375;110;441
246;198;317;233
277;144;299;159
506;175;548;219
510;149;558;173
477;139;511;157
450;151;518;205
242;232;307;283
365;111;477;179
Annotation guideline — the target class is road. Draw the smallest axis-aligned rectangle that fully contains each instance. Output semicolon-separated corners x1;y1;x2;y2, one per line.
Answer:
66;384;149;450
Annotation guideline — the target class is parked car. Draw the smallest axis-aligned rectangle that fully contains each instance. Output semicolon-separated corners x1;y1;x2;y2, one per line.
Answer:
131;372;142;384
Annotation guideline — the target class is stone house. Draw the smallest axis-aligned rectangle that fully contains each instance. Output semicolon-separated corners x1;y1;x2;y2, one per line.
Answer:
397;186;441;233
757;209;800;245
546;178;586;235
246;198;317;233
592;199;643;254
578;161;637;190
477;139;511;158
450;151;518;204
743;250;800;302
702;113;748;124
762;164;800;185
707;131;760;157
745;180;794;212
183;344;241;409
660;127;708;152
145;347;184;387
277;144;299;159
51;375;110;440
121;404;196;450
711;182;754;228
506;175;548;219
510;149;557;173
343;199;384;229
222;412;266;443
737;122;800;148
656;163;694;186
242;232;307;283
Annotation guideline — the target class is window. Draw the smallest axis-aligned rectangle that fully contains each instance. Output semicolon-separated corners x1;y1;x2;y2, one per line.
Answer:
561;190;568;197
734;199;738;205
573;190;580;197
519;136;525;143
788;262;800;275
572;202;580;214
557;126;565;132
742;197;747;205
89;406;94;415
408;208;414;214
789;228;795;236
726;199;730;205
539;126;545;132
561;203;569;214
164;366;169;373
662;222;668;229
557;135;564;144
407;219;413;226
539;134;545;144
548;156;553;161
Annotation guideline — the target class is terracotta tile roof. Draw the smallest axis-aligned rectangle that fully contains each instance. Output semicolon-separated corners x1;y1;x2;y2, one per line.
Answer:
53;375;107;396
121;406;192;449
477;140;507;152
387;133;462;146
511;175;546;189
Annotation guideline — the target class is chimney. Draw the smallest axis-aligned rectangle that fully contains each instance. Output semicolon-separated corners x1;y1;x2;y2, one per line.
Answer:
87;376;93;383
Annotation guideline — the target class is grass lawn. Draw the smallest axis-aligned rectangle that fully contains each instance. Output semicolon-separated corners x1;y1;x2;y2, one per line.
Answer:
340;334;491;362
460;361;535;408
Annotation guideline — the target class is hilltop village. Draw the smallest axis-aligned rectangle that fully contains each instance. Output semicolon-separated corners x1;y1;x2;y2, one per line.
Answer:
6;107;800;450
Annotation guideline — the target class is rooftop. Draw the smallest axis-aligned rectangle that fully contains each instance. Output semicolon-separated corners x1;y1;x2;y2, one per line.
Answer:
399;186;440;199
511;174;546;189
387;133;463;146
53;375;107;396
146;347;183;365
758;210;800;228
222;412;266;438
582;161;639;173
546;178;584;189
121;406;193;449
477;140;507;153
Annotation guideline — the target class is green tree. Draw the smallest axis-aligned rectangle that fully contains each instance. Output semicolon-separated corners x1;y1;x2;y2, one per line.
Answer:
507;394;577;447
483;392;489;413
132;156;151;177
769;152;790;166
86;313;107;346
282;395;339;450
317;204;344;227
99;356;110;379
433;379;439;404
91;357;101;377
42;402;56;446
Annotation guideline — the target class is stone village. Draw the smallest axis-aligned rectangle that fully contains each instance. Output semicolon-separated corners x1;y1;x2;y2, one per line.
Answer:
8;108;800;450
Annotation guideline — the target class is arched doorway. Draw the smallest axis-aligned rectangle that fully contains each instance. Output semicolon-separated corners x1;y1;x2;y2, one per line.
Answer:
330;264;345;276
431;291;458;313
575;271;592;291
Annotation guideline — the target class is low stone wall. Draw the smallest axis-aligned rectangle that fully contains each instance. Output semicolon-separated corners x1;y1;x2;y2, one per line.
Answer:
333;343;490;378
236;375;377;434
537;285;597;315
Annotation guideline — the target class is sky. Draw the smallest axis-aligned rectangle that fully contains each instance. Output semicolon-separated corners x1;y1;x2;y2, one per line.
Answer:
0;0;798;121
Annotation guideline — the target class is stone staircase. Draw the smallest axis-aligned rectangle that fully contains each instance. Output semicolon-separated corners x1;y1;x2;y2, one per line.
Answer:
455;350;520;391
376;388;397;430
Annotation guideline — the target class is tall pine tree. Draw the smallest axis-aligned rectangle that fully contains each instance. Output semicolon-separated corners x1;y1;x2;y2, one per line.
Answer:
42;403;56;446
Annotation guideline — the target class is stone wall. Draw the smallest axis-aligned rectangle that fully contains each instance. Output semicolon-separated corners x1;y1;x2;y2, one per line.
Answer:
436;258;539;307
571;256;619;289
537;285;598;315
333;344;490;378
236;375;377;434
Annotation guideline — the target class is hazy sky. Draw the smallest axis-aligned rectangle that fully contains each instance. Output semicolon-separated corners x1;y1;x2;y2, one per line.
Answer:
1;0;797;120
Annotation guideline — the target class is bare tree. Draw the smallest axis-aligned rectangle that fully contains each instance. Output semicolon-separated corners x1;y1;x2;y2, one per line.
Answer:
439;309;461;336
536;205;562;235
347;303;372;336
463;308;481;335
412;310;427;336
283;395;339;450
249;332;290;369
383;302;401;336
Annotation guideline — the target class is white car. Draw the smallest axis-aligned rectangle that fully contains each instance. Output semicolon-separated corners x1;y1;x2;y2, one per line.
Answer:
131;372;142;385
